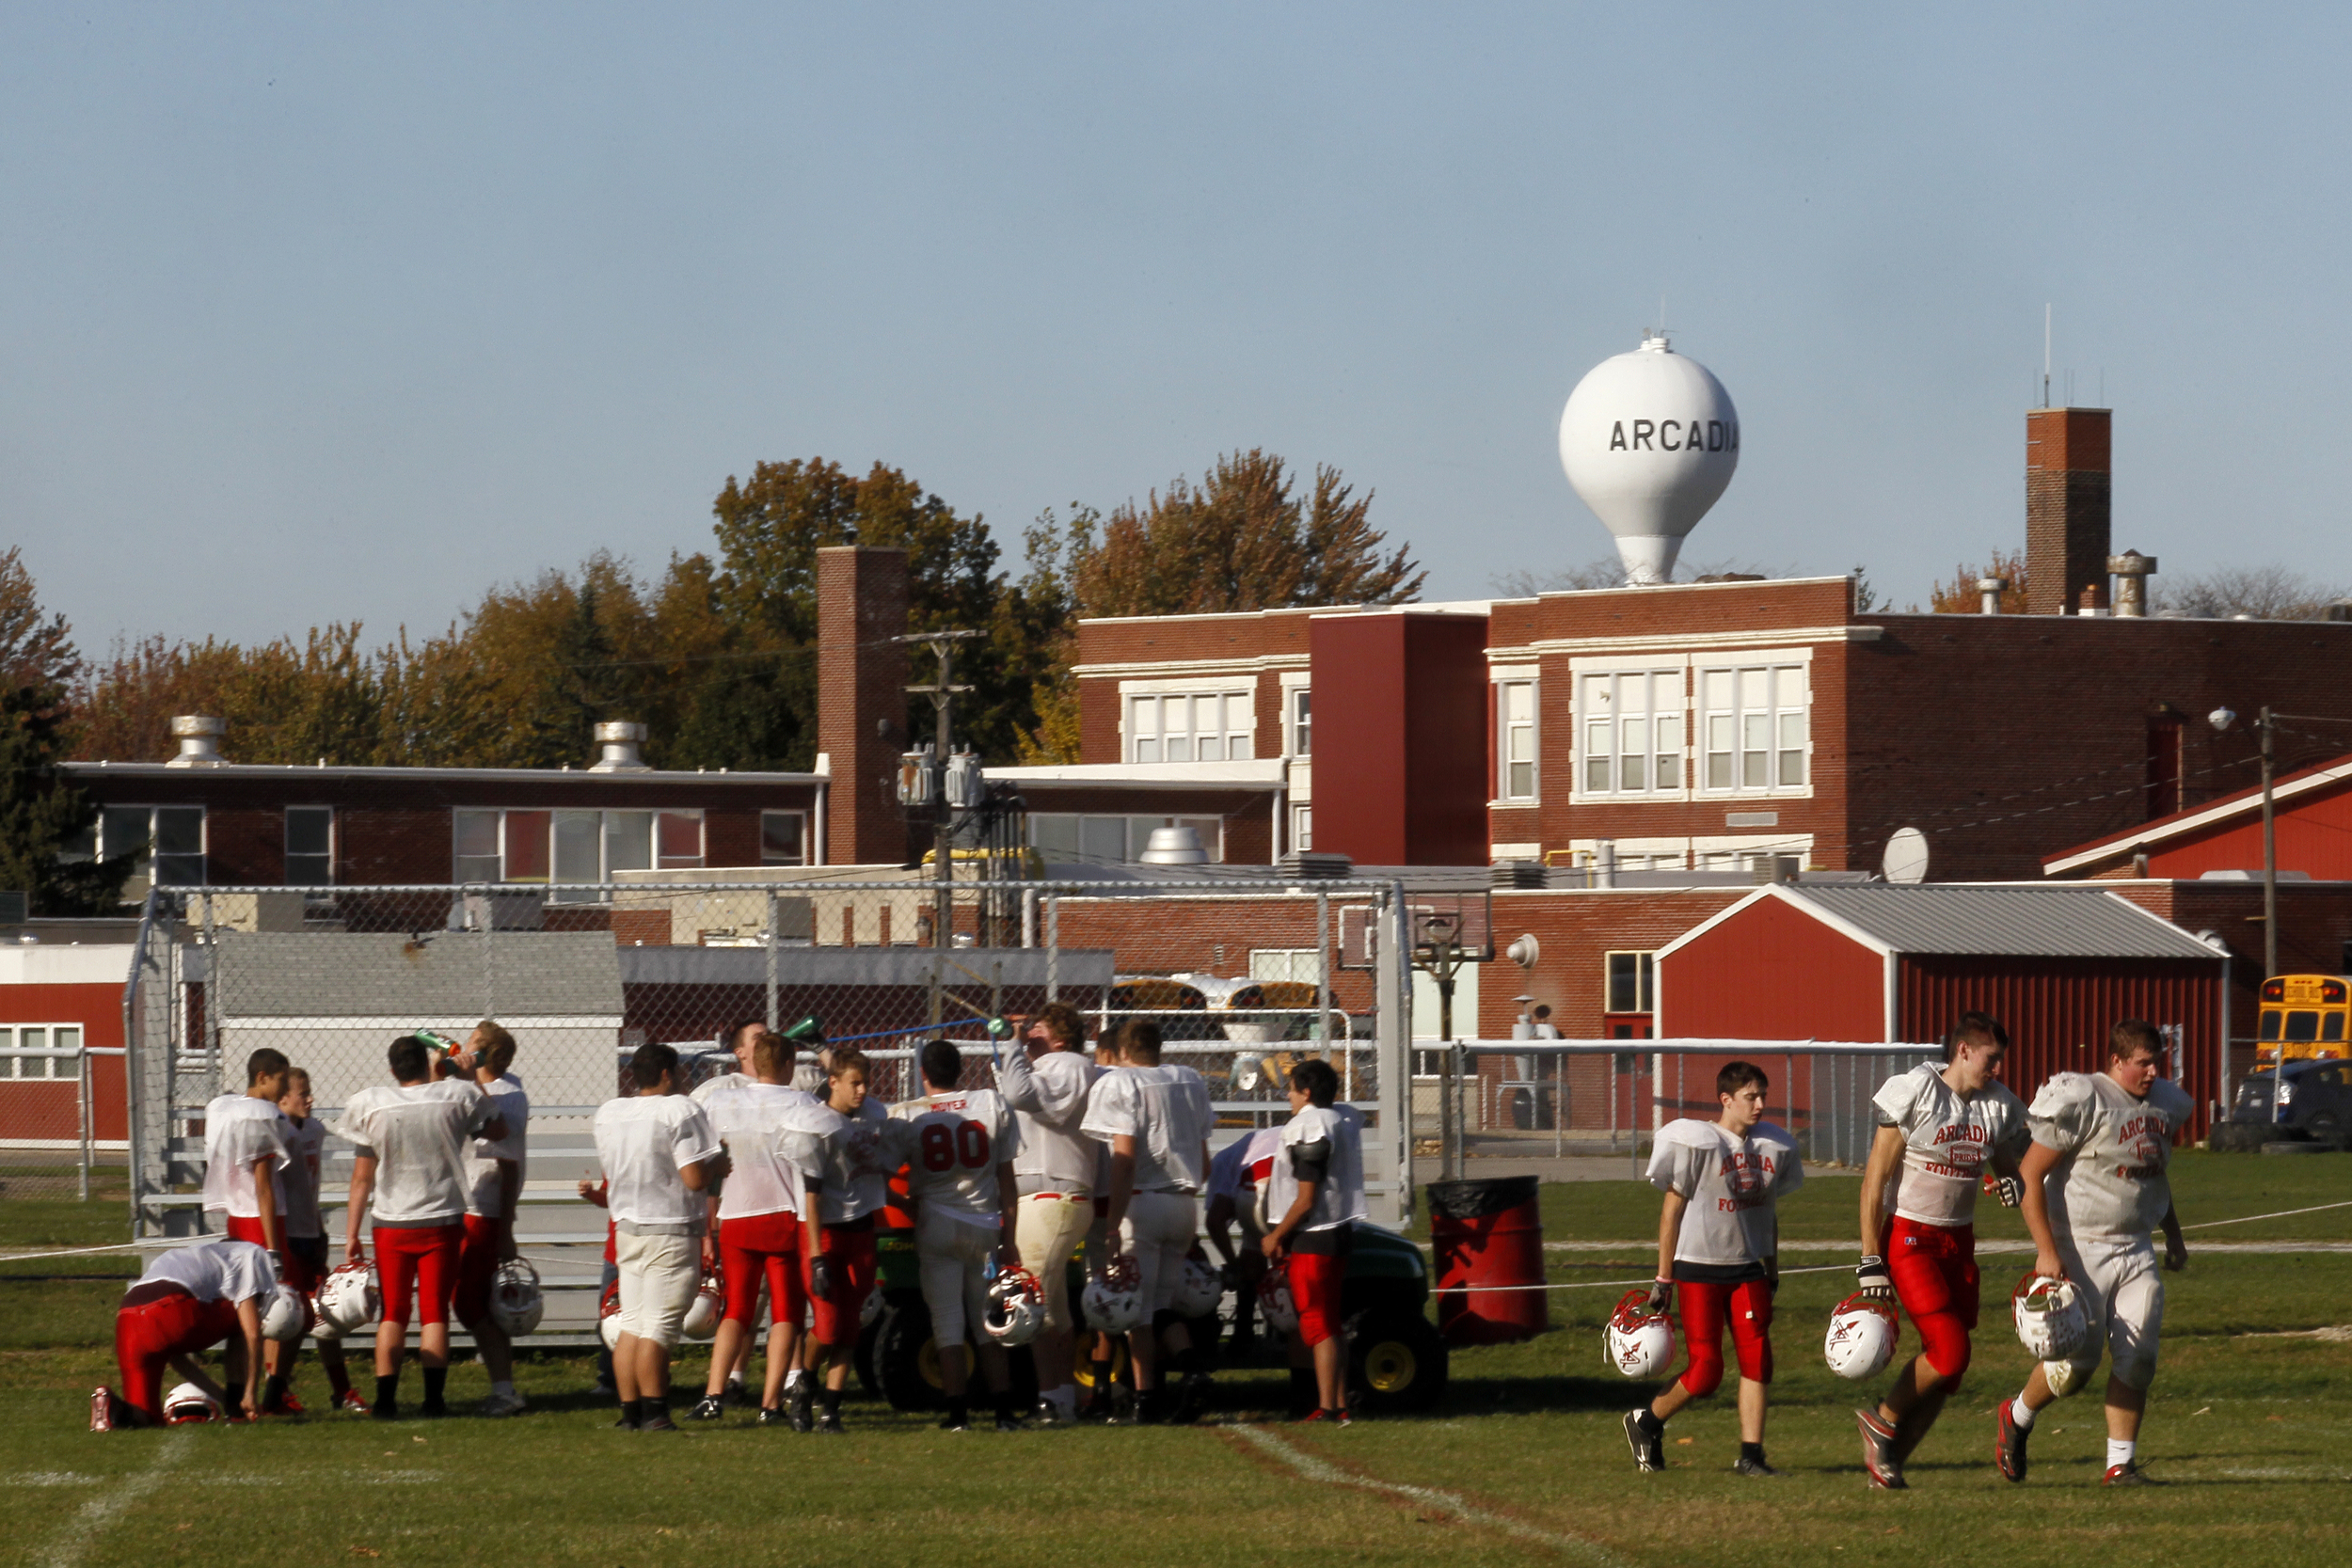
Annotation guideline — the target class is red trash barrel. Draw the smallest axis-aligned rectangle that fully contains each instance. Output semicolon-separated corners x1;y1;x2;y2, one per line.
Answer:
1429;1176;1547;1345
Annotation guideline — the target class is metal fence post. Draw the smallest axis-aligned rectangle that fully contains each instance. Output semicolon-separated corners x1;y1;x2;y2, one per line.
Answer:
78;1038;91;1202
765;892;779;1033
1045;893;1058;1004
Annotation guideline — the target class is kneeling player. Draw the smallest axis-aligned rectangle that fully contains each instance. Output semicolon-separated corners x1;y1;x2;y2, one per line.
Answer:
1262;1059;1367;1425
1854;1012;2028;1489
93;1237;275;1429
1997;1019;2191;1487
1624;1061;1802;1477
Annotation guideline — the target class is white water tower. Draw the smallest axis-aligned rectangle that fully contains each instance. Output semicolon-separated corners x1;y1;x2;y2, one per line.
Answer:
1558;333;1740;585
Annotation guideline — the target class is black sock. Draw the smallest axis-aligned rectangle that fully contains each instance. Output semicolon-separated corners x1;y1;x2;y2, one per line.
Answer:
820;1387;841;1417
263;1372;288;1406
1740;1441;1765;1465
946;1398;968;1426
373;1374;398;1412
619;1398;642;1428
326;1362;350;1397
1635;1408;1663;1436
421;1368;447;1408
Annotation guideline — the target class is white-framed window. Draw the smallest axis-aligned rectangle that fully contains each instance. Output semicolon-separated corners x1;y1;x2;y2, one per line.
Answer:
1604;952;1654;1014
453;808;706;886
1126;689;1253;764
1497;679;1538;800
1290;802;1312;853
1250;948;1324;985
1697;662;1809;792
1289;689;1312;757
761;811;807;866
87;806;206;886
0;1023;82;1079
283;807;333;885
1028;814;1223;863
1578;669;1686;797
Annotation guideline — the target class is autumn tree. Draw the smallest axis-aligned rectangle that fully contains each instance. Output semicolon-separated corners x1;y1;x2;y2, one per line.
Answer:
0;550;138;911
1927;548;2031;614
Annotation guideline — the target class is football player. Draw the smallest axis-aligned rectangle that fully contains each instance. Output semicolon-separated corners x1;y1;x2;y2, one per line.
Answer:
340;1033;508;1420
993;1001;1102;1425
270;1067;347;1413
692;1018;771;1406
895;1037;1024;1431
1262;1059;1369;1425
782;1046;907;1433
200;1048;293;1267
453;1023;530;1418
91;1236;275;1430
1623;1061;1803;1476
1083;1020;1216;1423
691;1027;818;1426
594;1041;728;1433
1204;1121;1280;1360
1854;1012;2029;1489
1997;1019;2193;1487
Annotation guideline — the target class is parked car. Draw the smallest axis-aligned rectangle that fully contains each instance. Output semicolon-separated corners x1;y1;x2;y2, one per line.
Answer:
2218;1059;2352;1149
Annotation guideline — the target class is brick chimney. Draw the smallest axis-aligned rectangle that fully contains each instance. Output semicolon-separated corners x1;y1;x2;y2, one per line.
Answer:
2025;406;2111;616
817;546;911;865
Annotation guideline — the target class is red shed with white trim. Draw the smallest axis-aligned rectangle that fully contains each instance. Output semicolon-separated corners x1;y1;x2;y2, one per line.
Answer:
1655;883;2229;1136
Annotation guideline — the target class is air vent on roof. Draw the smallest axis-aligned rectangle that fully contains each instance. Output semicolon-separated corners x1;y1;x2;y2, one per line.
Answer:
1280;851;1354;879
1491;861;1546;889
167;716;227;768
589;721;651;773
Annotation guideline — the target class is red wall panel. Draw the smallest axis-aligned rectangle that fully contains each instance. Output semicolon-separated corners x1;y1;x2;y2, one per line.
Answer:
1656;896;1885;1043
0;980;130;1143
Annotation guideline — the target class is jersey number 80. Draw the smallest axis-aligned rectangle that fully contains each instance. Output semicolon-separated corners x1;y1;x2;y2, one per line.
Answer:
920;1121;991;1172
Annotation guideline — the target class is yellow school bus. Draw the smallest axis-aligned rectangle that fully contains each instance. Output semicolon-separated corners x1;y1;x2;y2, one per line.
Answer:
2257;975;2352;1065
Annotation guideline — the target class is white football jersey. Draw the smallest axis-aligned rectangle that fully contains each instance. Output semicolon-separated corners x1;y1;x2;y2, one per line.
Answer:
1262;1103;1368;1234
1872;1062;2028;1227
1081;1064;1213;1193
337;1080;501;1226
461;1075;530;1218
1208;1126;1279;1201
137;1237;277;1306
893;1087;1020;1228
2030;1070;2195;1239
781;1095;909;1227
593;1093;723;1229
1646;1117;1804;1267
708;1080;816;1220
995;1046;1102;1195
199;1094;291;1218
278;1116;326;1241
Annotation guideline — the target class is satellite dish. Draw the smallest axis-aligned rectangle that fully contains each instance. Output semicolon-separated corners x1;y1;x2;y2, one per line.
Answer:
1883;827;1930;885
1558;333;1740;585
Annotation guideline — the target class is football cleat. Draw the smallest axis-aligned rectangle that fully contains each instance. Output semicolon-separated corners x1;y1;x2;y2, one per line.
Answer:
1734;1453;1781;1478
640;1412;678;1433
336;1388;371;1416
1824;1291;1901;1381
1292;1406;1333;1425
2103;1462;2162;1487
939;1412;969;1433
816;1411;845;1434
262;1386;307;1416
488;1259;545;1336
1605;1289;1677;1380
479;1388;527;1418
722;1376;754;1408
1623;1409;1663;1472
688;1394;725;1421
1856;1408;1906;1490
89;1386;116;1433
981;1266;1047;1348
756;1406;787;1426
787;1382;814;1433
994;1411;1025;1433
1995;1402;2030;1483
2013;1274;2090;1362
1033;1399;1070;1428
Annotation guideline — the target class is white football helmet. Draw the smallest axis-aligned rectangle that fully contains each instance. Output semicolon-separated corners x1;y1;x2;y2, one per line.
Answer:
1604;1289;1677;1380
261;1283;309;1344
597;1278;624;1351
981;1266;1047;1347
488;1258;544;1336
313;1261;380;1338
164;1382;223;1424
1083;1256;1147;1335
2012;1274;2090;1362
1256;1259;1300;1338
1170;1257;1222;1320
680;1271;723;1341
1823;1292;1901;1381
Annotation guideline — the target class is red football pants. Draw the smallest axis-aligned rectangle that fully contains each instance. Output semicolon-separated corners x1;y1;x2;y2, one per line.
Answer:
809;1223;875;1345
721;1210;808;1327
453;1214;501;1328
116;1290;240;1423
1885;1217;1979;1383
1291;1251;1347;1348
374;1224;463;1328
1676;1277;1774;1397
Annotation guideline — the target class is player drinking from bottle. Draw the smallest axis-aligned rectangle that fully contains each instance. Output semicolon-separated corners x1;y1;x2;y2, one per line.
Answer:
994;1001;1103;1425
453;1022;530;1418
1996;1018;2193;1487
1624;1060;1802;1476
1854;1012;2028;1489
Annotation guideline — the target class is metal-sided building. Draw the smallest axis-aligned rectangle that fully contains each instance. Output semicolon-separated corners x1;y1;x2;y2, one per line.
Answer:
1654;883;2229;1132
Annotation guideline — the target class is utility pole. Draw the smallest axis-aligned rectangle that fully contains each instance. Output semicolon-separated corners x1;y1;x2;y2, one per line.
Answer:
896;629;982;955
2261;706;2278;983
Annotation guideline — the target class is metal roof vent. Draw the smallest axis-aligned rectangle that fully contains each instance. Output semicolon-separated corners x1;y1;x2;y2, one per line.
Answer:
589;721;651;773
1138;826;1210;865
166;716;228;768
2107;551;2156;618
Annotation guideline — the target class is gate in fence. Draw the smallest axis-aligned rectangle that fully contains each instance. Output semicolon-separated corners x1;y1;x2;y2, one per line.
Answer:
125;879;1415;1244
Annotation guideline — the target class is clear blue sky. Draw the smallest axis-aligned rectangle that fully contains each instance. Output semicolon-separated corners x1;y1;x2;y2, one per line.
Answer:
6;4;2344;648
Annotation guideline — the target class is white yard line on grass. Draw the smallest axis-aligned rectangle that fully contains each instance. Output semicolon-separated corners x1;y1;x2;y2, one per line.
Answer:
1232;1424;1630;1566
1542;1239;2352;1255
37;1432;188;1568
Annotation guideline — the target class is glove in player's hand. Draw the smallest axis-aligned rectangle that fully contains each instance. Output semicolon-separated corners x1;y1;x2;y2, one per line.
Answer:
1641;1278;1671;1315
1856;1254;1895;1303
1985;1172;2025;1208
809;1257;836;1302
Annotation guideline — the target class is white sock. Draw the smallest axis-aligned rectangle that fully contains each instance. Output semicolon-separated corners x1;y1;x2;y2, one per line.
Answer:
492;1380;515;1399
2009;1396;2036;1431
2107;1438;2136;1468
785;1369;807;1390
725;1372;745;1389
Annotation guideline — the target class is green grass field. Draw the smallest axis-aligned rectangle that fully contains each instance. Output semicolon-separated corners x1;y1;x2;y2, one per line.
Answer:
8;1151;2352;1567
